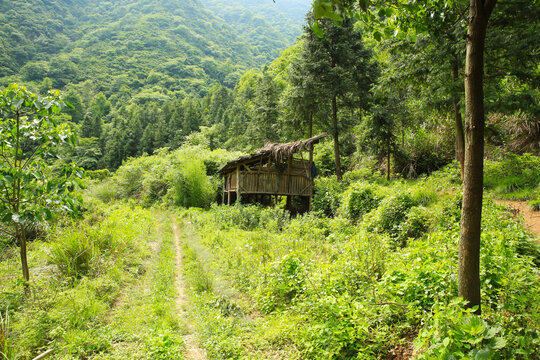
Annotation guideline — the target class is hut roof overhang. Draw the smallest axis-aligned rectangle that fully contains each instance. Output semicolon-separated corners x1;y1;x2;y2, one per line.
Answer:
218;133;328;174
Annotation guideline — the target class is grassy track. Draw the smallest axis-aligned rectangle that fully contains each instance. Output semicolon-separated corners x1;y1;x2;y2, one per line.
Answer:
0;205;191;360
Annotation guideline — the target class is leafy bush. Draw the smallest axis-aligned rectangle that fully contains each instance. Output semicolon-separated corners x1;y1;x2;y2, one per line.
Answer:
313;140;351;177
298;293;392;360
339;182;384;221
343;156;384;184
527;184;540;210
312;176;346;217
48;206;146;279
115;158;148;198
85;169;110;180
364;193;419;242
173;159;215;208
87;180;119;203
88;145;241;208
145;330;184;360
415;300;507;360
393;128;453;178
398;206;430;245
48;227;99;278
202;203;290;231
530;198;540;211
257;253;305;313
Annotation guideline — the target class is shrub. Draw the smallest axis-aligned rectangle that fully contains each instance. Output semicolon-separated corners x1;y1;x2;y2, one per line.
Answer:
365;193;419;241
142;177;169;206
415;300;507;360
393;128;453;178
313;140;351;177
88;180;119;203
173;159;216;209
340;182;384;221
343;156;383;184
409;186;437;207
398;206;430;246
257;253;305;313
202;203;290;231
48;207;144;279
530;198;540;211
85;169;110;180
48;227;99;279
527;184;540;211
312;176;346;217
115;159;147;198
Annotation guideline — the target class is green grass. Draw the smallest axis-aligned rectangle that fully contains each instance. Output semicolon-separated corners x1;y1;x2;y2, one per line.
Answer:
101;212;185;360
0;204;185;359
484;153;540;202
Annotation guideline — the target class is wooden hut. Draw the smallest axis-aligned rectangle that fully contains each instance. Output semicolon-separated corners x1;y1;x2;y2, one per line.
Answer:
219;134;328;212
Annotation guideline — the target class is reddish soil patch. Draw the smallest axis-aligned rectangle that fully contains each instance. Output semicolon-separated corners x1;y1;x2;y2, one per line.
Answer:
495;200;540;241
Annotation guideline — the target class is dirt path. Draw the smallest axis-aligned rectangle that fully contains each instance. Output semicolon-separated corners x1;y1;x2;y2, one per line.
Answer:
495;200;540;240
172;220;208;360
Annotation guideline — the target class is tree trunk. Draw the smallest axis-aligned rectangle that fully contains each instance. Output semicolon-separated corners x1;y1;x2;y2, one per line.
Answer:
386;140;391;181
451;59;465;181
308;111;314;165
308;112;314;210
20;238;29;282
17;224;30;293
331;96;342;181
459;0;496;315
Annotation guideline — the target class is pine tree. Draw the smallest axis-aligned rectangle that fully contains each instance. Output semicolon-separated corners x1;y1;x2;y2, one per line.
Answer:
251;71;281;145
300;15;378;180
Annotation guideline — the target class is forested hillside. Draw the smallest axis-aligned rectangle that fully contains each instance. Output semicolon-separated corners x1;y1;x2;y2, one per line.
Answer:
0;0;309;95
1;1;539;359
202;0;309;51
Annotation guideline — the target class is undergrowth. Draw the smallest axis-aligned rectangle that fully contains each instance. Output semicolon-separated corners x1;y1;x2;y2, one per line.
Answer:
182;163;539;359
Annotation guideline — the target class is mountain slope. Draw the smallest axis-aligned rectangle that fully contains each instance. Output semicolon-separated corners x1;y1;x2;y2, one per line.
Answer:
0;0;310;99
202;0;311;56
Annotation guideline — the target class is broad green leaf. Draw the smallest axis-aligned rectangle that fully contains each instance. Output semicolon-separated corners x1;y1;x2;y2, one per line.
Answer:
442;337;450;347
311;21;324;38
492;337;507;349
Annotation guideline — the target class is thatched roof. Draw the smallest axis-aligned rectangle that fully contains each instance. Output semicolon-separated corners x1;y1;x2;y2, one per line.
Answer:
219;133;328;174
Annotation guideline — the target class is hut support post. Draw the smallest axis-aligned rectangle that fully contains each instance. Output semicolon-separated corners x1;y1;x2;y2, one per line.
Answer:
236;165;241;204
222;177;226;204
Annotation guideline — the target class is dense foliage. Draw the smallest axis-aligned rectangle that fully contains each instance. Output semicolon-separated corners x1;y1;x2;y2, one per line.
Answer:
0;1;539;359
181;164;539;359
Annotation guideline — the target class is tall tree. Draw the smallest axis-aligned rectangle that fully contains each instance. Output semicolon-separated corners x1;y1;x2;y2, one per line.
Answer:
286;40;323;160
459;0;497;315
301;15;377;180
250;71;281;145
312;0;498;313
